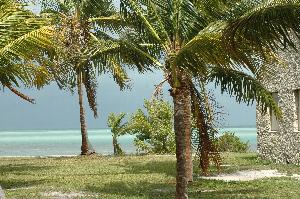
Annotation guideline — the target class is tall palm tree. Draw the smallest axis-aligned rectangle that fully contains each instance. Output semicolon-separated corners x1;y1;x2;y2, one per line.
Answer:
0;0;53;102
39;0;156;155
118;0;300;198
38;0;121;155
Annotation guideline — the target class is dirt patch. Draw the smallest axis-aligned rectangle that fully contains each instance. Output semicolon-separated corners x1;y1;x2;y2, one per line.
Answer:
0;186;5;199
42;191;85;199
292;174;300;180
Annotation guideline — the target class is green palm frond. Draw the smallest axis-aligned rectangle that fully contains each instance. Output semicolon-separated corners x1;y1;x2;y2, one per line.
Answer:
105;57;129;90
120;0;166;47
223;0;300;56
89;32;161;72
0;1;52;47
175;21;233;71
107;112;127;136
0;26;54;60
172;0;209;41
0;0;55;100
208;67;281;118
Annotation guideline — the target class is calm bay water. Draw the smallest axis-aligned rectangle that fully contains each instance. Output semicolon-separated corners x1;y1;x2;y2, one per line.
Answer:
0;128;256;156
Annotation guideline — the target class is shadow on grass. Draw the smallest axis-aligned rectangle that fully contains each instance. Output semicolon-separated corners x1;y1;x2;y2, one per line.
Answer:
86;181;175;198
189;188;262;199
0;164;53;174
0;164;53;189
188;179;264;199
86;180;263;199
124;160;176;177
0;179;46;189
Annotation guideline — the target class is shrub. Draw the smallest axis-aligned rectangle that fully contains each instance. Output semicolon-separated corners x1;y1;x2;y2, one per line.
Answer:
216;131;250;153
127;99;175;154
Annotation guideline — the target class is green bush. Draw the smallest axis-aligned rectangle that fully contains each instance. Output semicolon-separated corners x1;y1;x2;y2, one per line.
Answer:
216;132;250;153
127;99;175;154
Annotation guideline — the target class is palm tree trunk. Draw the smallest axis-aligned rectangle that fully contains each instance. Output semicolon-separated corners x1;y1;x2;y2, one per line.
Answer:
77;71;89;155
170;73;192;199
113;135;117;155
185;113;193;183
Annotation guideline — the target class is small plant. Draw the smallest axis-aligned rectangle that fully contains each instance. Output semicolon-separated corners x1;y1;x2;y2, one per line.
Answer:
107;113;127;156
216;131;250;153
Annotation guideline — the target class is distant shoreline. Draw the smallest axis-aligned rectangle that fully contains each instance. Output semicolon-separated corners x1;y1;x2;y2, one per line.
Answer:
0;155;79;158
0;128;256;156
0;126;256;132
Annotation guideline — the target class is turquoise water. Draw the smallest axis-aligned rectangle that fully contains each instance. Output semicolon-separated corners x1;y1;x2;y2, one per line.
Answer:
0;128;256;156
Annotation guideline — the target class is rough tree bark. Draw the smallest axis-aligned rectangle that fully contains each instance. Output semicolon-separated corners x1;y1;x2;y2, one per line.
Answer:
185;106;193;183
170;72;192;199
112;135;117;155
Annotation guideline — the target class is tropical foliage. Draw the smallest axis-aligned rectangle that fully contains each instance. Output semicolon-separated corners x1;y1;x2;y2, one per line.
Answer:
126;99;176;154
0;0;53;102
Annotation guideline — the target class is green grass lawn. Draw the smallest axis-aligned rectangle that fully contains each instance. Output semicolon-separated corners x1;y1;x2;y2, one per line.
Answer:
0;153;300;198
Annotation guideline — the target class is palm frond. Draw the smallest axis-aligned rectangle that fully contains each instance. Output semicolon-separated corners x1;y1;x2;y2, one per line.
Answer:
6;84;35;104
208;67;281;118
0;0;54;94
0;26;54;60
223;0;300;57
120;0;164;47
175;21;235;74
173;0;208;41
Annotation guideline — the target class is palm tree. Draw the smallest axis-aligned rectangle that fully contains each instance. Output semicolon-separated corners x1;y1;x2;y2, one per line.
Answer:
38;0;119;155
107;112;127;155
39;0;156;155
0;0;53;103
118;0;300;198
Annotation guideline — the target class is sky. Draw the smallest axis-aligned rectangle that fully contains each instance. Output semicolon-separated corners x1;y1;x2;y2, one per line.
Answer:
0;1;256;130
0;70;255;130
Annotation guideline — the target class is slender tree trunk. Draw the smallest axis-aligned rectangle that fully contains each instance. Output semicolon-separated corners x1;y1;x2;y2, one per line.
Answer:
170;73;192;199
113;135;117;155
77;72;89;155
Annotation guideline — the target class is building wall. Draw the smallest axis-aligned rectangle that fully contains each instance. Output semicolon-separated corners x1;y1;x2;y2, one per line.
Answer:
257;49;300;164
